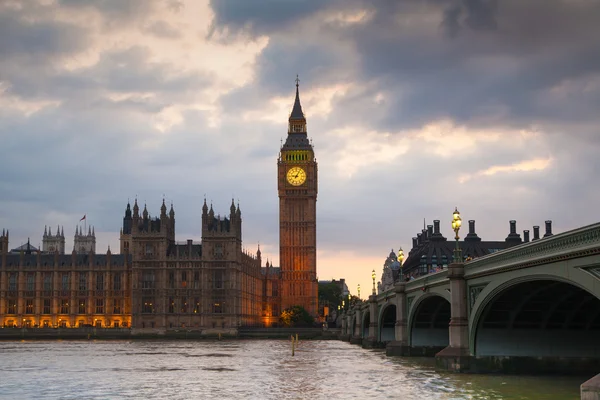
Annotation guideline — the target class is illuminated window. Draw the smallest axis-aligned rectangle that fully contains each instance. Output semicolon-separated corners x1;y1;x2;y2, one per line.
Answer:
181;272;187;288
26;299;34;314
193;298;200;313
78;299;86;314
142;297;154;314
168;297;175;313
60;299;69;314
180;297;187;313
7;299;16;314
113;299;121;314
212;302;222;314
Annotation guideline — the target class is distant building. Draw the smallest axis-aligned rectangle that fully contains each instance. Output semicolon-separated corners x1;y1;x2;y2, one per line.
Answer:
400;219;554;279
10;239;39;255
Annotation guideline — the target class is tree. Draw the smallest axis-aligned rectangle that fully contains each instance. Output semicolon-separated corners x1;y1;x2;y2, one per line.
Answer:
318;281;342;310
279;305;314;327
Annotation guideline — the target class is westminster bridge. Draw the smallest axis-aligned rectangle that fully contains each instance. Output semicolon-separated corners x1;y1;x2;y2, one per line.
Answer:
340;222;600;375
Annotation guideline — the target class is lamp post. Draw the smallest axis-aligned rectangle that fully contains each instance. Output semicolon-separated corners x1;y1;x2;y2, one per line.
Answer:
371;269;376;295
398;247;404;279
452;207;462;262
357;284;361;299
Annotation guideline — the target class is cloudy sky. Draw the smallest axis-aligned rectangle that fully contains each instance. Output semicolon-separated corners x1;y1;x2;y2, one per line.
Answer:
1;0;599;296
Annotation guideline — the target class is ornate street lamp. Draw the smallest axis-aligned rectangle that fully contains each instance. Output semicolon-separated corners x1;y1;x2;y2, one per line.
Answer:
398;247;404;279
452;207;462;262
372;269;376;295
357;284;361;299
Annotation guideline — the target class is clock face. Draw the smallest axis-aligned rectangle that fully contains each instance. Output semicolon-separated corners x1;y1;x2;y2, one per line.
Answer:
287;167;306;186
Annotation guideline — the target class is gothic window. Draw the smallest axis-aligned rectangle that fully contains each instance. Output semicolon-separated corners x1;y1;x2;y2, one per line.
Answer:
78;299;86;314
43;273;52;292
145;243;153;255
180;297;187;313
79;272;87;291
60;299;69;314
113;299;122;314
142;298;154;314
96;273;104;291
26;273;35;293
212;302;222;314
167;271;175;289
43;299;51;314
7;299;16;314
194;298;200;314
26;299;34;314
213;270;223;289
181;271;187;288
168;297;175;313
141;271;155;289
95;299;104;314
8;273;17;292
113;273;121;291
62;273;70;291
214;244;223;259
193;271;200;289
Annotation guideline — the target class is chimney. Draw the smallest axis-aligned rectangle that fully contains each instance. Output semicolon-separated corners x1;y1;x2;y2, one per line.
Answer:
465;220;481;242
412;237;418;249
533;226;540;240
427;225;433;238
422;229;428;242
523;230;530;243
544;220;553;237
417;233;422;245
433;220;440;235
505;220;521;244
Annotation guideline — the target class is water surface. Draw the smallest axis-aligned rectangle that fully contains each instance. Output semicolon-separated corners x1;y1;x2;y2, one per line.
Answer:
0;340;587;399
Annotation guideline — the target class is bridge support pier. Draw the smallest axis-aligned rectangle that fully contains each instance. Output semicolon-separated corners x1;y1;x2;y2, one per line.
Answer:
350;309;362;344
387;282;409;356
362;295;379;348
340;313;350;341
436;262;472;372
581;373;600;400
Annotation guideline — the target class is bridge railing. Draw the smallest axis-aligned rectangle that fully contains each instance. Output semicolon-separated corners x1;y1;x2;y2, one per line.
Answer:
465;221;600;274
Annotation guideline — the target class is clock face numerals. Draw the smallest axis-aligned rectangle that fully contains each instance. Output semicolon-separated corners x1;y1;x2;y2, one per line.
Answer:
287;167;306;186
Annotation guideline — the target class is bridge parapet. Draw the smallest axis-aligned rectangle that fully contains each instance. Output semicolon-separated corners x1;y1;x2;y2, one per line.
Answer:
465;222;600;276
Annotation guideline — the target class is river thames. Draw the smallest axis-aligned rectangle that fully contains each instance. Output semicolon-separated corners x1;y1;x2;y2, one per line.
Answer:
0;340;588;399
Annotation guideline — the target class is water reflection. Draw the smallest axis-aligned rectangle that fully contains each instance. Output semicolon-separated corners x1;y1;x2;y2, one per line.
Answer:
0;340;586;399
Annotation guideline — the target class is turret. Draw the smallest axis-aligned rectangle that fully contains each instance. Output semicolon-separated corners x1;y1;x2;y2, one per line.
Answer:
169;203;175;219
133;199;139;218
161;198;167;217
230;198;236;218
143;204;148;220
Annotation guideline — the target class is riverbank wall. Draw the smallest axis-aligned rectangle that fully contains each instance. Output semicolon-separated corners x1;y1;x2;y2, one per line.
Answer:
0;327;340;340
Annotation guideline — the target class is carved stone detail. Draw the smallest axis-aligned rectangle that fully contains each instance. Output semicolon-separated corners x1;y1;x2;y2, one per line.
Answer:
469;284;488;312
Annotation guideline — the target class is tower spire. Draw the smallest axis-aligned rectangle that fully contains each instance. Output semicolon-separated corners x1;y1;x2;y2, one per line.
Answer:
289;75;305;121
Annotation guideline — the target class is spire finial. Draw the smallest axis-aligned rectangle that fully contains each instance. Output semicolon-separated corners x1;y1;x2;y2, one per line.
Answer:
295;74;300;88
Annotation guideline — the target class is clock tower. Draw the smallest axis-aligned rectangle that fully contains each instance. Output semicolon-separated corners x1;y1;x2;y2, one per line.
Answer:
278;78;318;317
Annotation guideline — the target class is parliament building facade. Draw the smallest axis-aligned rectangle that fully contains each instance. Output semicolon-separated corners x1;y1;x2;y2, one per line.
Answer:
0;83;318;331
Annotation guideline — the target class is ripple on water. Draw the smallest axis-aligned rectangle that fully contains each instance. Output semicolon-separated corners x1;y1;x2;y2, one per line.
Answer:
0;340;586;400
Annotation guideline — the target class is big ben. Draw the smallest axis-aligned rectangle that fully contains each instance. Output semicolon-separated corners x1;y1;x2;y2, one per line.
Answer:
278;78;318;317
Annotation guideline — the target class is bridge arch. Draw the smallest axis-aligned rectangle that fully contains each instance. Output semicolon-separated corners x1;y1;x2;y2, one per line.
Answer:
378;302;396;342
470;275;600;363
408;293;450;351
361;309;370;339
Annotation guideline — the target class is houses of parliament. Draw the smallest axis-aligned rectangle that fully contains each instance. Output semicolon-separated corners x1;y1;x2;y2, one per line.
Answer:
0;82;319;331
